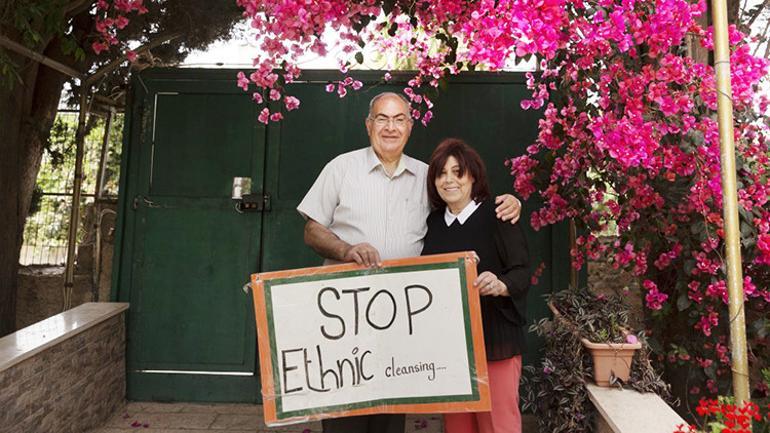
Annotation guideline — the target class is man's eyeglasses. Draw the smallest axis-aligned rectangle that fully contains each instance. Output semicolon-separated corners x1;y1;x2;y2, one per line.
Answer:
369;114;412;128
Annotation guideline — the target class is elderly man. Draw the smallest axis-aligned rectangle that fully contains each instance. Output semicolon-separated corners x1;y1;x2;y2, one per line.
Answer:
297;92;521;433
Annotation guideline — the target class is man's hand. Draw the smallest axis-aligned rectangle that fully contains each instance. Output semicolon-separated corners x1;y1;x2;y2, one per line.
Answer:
344;243;383;268
475;271;508;296
495;194;522;224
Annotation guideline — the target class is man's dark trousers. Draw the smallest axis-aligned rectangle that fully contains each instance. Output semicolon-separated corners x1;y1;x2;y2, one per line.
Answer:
322;414;405;433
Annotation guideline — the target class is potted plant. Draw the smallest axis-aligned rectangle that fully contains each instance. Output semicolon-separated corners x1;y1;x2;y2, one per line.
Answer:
547;288;642;386
521;287;671;433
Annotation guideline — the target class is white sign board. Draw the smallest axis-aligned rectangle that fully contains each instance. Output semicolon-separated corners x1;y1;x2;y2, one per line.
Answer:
251;252;490;426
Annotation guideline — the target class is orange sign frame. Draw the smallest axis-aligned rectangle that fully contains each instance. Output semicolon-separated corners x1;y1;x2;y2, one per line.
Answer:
250;251;490;426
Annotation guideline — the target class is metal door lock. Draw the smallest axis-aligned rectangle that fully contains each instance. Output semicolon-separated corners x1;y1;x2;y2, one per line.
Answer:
237;193;264;212
232;177;270;213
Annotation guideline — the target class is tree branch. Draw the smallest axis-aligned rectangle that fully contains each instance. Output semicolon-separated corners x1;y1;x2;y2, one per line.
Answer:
745;0;770;28
64;0;94;18
85;31;183;86
752;18;770;57
0;34;85;79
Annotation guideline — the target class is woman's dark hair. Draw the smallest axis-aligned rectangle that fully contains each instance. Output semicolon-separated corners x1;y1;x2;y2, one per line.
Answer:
427;138;490;210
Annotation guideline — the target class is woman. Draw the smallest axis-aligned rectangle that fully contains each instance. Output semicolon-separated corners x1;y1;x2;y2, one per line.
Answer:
422;138;530;433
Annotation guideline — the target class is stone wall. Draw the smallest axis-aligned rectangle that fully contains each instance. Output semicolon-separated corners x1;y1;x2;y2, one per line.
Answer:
0;312;126;433
17;201;117;330
16;268;92;329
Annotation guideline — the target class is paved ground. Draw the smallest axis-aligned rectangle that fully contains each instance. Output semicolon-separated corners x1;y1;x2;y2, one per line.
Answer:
89;402;537;432
88;402;444;433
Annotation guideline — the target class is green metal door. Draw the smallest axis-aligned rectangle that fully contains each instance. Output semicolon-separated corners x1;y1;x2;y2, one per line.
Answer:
114;69;569;403
116;75;265;401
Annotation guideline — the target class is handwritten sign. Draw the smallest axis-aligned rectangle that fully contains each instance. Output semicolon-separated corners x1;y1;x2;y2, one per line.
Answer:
250;252;490;426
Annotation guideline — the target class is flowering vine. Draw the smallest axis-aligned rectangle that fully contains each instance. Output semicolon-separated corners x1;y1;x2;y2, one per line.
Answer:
99;0;770;403
234;0;770;401
92;0;147;60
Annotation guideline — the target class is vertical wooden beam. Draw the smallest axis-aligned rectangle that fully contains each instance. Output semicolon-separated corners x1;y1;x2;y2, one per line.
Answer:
63;90;90;310
711;0;751;406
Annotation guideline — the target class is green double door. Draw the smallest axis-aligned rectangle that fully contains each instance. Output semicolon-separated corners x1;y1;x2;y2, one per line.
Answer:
114;69;568;402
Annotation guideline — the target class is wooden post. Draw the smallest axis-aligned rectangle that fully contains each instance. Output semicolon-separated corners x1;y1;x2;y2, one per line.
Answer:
63;89;90;310
711;0;751;406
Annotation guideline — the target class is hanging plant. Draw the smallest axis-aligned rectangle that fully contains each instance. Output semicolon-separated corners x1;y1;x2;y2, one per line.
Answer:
521;287;672;433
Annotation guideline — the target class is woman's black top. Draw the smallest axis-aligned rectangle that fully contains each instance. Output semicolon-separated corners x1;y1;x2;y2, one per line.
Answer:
421;200;530;361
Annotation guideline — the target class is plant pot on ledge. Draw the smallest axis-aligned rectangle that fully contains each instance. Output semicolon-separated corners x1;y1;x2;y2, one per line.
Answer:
547;297;642;387
580;337;641;386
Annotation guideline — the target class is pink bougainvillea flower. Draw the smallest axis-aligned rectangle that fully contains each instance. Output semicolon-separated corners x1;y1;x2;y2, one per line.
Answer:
236;72;249;91
421;110;433;126
284;96;300;111
91;41;108;54
125;50;137;62
625;334;638;344
257;108;269;124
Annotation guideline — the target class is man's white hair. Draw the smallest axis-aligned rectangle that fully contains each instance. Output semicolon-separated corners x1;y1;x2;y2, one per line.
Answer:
368;92;411;117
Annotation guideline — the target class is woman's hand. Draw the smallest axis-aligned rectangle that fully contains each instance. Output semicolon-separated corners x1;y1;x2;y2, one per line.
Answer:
474;271;508;296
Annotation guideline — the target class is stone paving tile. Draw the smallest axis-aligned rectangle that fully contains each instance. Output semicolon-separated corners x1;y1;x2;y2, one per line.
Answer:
127;402;196;413
209;413;262;430
180;403;264;415
105;412;217;430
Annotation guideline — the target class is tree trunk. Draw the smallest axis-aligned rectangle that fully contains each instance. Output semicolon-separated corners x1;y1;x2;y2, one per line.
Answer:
0;34;75;336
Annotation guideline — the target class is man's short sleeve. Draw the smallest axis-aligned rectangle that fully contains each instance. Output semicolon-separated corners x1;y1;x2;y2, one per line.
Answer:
296;157;343;227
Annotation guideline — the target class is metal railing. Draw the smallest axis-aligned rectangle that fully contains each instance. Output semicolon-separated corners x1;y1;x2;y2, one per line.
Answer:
20;110;123;266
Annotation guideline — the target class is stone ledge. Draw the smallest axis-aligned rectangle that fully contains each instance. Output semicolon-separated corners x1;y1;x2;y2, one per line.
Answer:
587;384;686;433
0;302;129;373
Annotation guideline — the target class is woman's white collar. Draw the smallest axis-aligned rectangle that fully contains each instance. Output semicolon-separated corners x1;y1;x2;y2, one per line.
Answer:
444;200;480;226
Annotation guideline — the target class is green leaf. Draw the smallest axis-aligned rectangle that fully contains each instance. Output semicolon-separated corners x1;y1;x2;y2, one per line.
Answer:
355;52;364;64
753;319;769;339
740;221;754;238
709;422;727;433
676;294;691;312
684;259;695;275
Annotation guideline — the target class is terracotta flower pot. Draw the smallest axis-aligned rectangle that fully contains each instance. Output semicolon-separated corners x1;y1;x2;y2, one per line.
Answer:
580;338;641;387
547;301;641;387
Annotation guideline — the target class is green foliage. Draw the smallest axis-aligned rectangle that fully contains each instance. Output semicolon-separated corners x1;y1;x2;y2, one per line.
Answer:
1;0;71;87
25;112;123;249
2;0;244;99
548;286;632;344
